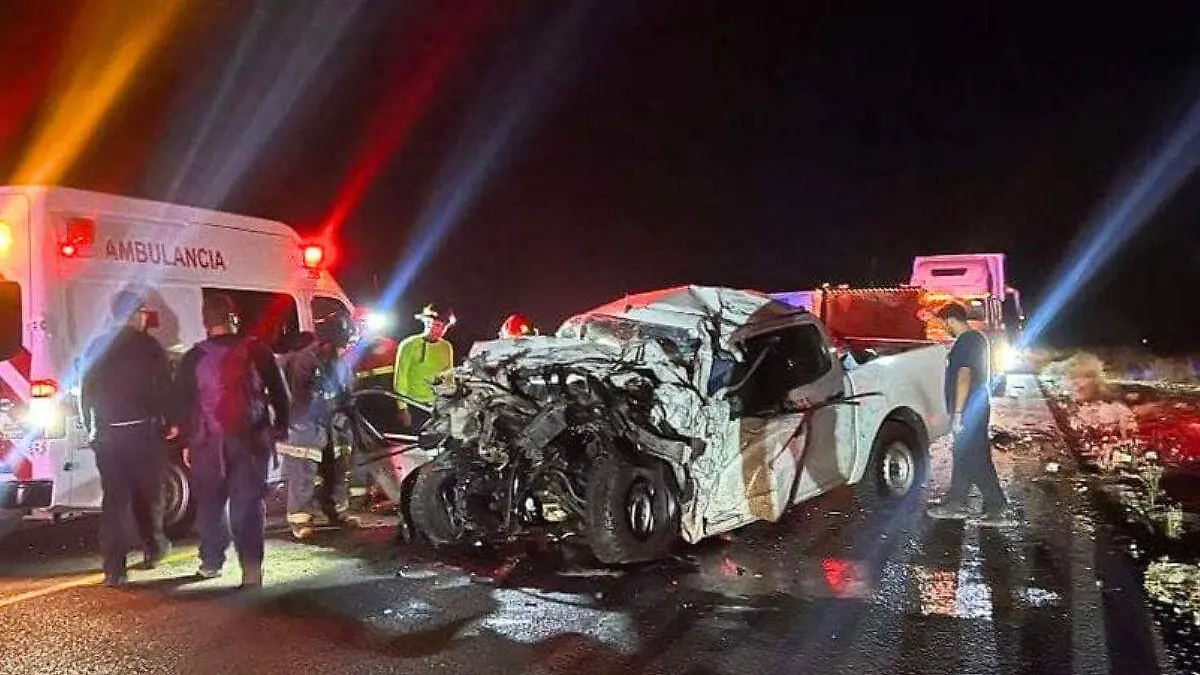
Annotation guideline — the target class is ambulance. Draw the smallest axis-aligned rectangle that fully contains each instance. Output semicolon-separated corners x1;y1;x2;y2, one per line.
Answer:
0;186;355;534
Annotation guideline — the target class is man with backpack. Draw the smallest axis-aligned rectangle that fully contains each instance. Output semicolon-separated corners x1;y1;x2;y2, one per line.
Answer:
174;294;290;587
276;313;357;540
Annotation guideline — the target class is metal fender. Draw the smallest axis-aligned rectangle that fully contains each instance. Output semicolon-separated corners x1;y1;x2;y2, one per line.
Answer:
849;407;930;485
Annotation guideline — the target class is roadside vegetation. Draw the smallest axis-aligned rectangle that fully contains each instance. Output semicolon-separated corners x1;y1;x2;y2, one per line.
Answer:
1039;351;1200;638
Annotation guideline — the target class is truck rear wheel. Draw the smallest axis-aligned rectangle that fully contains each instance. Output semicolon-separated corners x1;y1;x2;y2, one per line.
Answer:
586;452;680;565
855;421;927;505
163;458;195;539
409;463;468;546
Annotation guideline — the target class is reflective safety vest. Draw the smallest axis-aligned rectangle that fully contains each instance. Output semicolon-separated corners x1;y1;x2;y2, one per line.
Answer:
393;334;454;406
276;440;351;462
274;412;353;462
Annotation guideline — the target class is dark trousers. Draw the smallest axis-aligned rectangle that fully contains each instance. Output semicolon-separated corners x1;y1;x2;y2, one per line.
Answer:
945;411;1007;513
190;436;269;571
283;451;351;519
93;425;169;578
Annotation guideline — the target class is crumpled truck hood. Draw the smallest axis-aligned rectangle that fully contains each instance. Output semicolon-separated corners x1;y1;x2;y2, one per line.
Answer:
455;335;709;443
466;336;625;370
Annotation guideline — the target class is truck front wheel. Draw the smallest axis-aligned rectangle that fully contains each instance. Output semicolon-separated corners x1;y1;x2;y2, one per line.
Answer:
409;463;468;546
586;453;680;565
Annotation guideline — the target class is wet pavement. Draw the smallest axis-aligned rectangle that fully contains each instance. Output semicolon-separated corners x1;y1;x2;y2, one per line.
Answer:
0;376;1179;674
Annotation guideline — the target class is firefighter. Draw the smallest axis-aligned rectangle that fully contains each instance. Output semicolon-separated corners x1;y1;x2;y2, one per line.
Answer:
79;289;175;587
392;305;455;428
174;294;290;588
498;313;537;339
277;313;357;540
350;319;402;433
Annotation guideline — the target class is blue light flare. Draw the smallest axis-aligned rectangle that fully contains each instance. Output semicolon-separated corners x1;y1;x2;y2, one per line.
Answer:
1022;84;1200;346
145;0;367;209
375;1;598;314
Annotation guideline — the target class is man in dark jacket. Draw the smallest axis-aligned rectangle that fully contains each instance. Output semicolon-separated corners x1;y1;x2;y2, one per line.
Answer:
80;290;175;587
174;294;289;588
927;302;1009;525
277;314;356;539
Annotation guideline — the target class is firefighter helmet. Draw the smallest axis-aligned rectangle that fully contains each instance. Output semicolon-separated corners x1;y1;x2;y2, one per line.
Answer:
499;314;535;339
315;312;352;348
415;304;441;321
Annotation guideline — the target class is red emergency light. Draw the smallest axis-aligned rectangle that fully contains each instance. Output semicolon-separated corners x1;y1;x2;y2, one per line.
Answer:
67;218;95;247
302;244;325;269
59;217;96;258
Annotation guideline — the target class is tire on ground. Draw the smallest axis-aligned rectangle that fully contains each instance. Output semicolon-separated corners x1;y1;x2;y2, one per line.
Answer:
586;451;680;565
408;463;467;545
163;456;196;539
854;420;928;506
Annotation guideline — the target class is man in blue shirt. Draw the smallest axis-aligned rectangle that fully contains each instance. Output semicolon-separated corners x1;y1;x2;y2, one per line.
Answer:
927;303;1009;525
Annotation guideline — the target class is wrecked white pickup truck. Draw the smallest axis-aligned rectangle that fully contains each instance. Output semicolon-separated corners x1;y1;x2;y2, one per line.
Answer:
408;286;950;564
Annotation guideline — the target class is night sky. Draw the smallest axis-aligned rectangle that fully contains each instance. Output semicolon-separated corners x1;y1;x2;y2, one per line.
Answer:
2;1;1198;352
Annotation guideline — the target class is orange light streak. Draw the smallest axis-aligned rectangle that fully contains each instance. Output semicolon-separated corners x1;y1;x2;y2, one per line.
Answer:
12;0;187;186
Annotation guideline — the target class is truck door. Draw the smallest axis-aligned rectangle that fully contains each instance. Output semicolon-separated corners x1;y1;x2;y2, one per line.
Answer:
706;318;845;528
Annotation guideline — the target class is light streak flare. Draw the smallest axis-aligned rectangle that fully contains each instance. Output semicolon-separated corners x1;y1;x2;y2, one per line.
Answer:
12;0;187;185
1023;85;1200;345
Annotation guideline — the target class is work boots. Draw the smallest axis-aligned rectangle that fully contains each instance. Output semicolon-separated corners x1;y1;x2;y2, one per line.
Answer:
239;557;262;589
287;512;315;540
142;541;173;570
326;503;361;529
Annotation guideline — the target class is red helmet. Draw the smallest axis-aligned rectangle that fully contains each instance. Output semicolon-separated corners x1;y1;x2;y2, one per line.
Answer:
499;313;535;339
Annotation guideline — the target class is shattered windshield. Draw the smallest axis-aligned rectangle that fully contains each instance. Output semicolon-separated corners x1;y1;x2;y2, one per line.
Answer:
557;314;703;358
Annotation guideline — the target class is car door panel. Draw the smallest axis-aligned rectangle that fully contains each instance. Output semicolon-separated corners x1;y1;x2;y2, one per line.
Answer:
702;317;849;528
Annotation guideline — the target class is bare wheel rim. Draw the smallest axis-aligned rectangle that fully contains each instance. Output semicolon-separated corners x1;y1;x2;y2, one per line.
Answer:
626;478;657;540
163;464;190;526
881;441;916;496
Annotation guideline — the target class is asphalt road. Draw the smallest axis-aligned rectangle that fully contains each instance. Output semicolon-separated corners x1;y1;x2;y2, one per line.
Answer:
0;376;1179;675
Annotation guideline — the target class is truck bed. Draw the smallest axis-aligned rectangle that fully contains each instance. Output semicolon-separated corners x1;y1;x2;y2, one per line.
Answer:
839;335;941;357
845;340;952;440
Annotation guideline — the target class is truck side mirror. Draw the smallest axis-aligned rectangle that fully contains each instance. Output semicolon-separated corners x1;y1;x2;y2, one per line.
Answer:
840;352;858;371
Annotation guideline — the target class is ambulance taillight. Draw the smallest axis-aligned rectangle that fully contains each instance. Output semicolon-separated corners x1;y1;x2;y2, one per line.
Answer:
27;380;66;439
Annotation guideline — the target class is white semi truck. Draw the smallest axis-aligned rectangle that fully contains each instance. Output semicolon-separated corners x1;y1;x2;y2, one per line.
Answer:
774;253;1027;393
